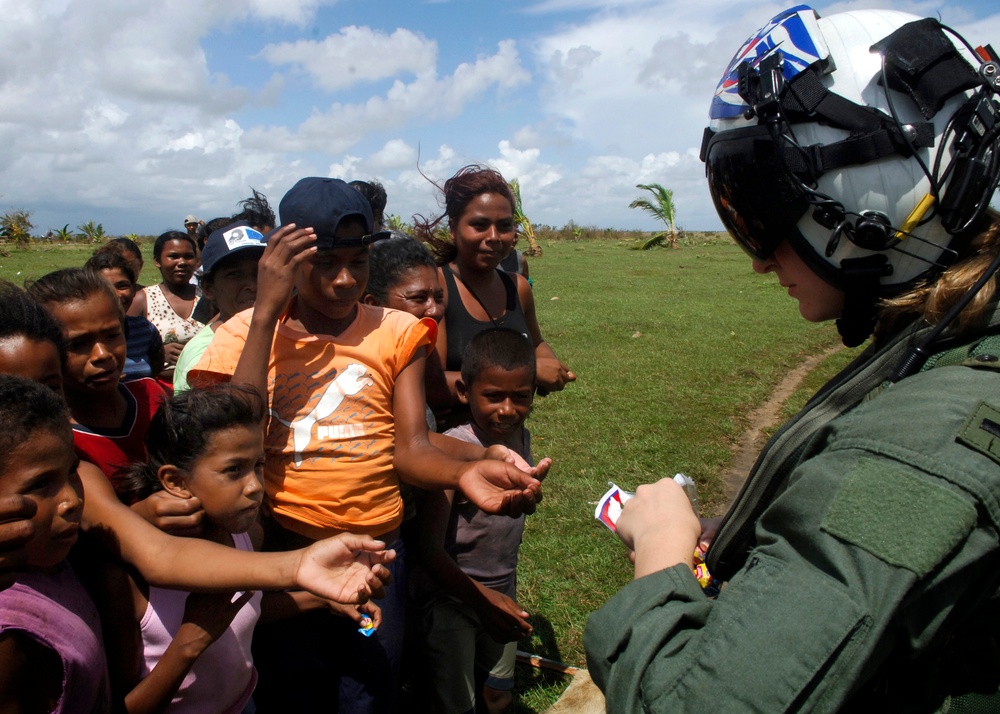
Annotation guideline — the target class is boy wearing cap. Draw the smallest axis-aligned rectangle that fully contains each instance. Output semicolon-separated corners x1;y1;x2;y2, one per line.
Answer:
183;214;201;237
172;221;266;392
189;177;546;712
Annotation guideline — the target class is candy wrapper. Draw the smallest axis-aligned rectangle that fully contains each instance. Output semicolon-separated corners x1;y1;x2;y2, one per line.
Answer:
595;474;698;533
595;475;717;594
594;482;633;533
358;615;376;637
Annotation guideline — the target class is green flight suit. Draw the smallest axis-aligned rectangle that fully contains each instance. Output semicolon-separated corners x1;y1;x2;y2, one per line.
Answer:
585;303;1000;712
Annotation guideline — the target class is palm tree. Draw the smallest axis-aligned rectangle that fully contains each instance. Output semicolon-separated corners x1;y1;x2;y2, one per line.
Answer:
508;178;542;257
629;183;679;249
77;221;106;243
384;213;411;234
53;224;75;242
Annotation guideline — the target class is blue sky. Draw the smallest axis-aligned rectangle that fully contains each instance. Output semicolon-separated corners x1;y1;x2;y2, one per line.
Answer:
1;0;997;236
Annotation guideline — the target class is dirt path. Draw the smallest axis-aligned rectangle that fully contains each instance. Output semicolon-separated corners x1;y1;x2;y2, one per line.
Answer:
721;344;844;502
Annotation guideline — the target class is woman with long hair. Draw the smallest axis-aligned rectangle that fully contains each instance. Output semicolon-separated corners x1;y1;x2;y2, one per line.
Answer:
414;165;574;423
586;8;1000;711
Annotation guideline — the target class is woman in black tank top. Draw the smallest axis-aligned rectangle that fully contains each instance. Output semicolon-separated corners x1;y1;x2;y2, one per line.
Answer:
414;165;574;421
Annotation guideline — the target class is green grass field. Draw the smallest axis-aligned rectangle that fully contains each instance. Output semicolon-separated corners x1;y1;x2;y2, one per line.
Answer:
0;237;849;711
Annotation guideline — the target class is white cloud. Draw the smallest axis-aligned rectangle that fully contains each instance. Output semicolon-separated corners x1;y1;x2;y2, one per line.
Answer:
246;0;328;24
327;155;364;180
369;140;419;170
492;140;562;191
261;26;438;91
247;40;530;154
0;0;996;237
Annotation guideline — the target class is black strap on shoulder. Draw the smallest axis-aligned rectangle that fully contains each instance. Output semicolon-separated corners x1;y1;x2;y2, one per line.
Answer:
871;18;982;119
496;268;518;312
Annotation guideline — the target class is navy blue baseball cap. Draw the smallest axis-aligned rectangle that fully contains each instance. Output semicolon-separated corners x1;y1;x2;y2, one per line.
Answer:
279;177;391;249
200;221;266;275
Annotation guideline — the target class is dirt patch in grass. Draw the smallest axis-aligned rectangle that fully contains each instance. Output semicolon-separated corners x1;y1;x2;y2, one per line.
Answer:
721;344;844;503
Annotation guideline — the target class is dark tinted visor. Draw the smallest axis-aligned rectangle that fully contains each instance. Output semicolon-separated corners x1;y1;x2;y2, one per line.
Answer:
701;125;810;260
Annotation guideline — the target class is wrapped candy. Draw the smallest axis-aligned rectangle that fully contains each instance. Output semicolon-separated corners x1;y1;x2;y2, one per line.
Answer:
595;476;717;594
358;615;376;637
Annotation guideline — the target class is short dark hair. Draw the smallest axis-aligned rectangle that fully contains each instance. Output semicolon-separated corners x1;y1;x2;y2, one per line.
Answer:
116;384;265;504
26;268;124;323
0;280;66;364
153;231;197;260
349;180;387;220
99;238;144;267
365;237;437;304
0;374;70;475
233;188;276;232
84;251;137;285
460;327;536;387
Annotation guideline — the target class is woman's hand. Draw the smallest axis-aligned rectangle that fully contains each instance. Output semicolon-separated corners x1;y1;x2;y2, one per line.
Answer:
163;341;185;368
295;533;395;604
698;516;723;556
536;357;576;393
617;478;701;579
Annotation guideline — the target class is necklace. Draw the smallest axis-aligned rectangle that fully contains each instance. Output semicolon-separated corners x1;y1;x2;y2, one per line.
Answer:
448;265;502;327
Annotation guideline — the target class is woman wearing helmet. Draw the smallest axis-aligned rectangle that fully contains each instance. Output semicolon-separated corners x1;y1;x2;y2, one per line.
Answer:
586;6;1000;711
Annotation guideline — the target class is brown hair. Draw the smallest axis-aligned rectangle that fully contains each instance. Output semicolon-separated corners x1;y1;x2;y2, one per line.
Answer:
26;267;125;324
413;164;515;264
876;211;1000;340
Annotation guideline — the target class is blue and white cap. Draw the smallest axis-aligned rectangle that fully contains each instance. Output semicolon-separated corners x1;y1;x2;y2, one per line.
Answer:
200;221;266;275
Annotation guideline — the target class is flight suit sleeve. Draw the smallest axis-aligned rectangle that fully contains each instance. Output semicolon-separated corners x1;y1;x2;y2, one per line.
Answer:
585;441;984;713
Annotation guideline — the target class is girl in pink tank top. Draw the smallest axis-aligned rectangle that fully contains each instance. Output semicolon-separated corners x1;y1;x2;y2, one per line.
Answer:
112;384;381;713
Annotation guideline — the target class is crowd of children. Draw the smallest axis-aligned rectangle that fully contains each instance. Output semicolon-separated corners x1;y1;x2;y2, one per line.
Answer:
0;168;572;713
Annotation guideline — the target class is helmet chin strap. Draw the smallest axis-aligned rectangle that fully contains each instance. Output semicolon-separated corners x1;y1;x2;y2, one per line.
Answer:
835;256;892;347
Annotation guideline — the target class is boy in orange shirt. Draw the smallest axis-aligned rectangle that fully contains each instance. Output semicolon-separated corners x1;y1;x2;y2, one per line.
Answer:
190;177;547;713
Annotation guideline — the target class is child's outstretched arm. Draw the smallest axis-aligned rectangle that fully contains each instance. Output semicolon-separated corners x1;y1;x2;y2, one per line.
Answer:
393;352;545;517
415;489;532;642
79;462;393;601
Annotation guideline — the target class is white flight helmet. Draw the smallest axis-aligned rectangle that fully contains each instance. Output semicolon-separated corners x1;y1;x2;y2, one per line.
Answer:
701;6;999;301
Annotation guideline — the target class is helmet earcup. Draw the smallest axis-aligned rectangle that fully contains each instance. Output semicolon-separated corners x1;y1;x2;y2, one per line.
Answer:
849;212;896;251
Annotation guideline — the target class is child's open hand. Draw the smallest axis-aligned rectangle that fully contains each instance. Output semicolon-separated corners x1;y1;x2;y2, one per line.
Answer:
477;588;532;644
457;460;543;518
296;533;395;604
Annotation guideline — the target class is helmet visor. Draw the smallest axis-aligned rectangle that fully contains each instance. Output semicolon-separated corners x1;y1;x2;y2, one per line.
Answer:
702;125;811;260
